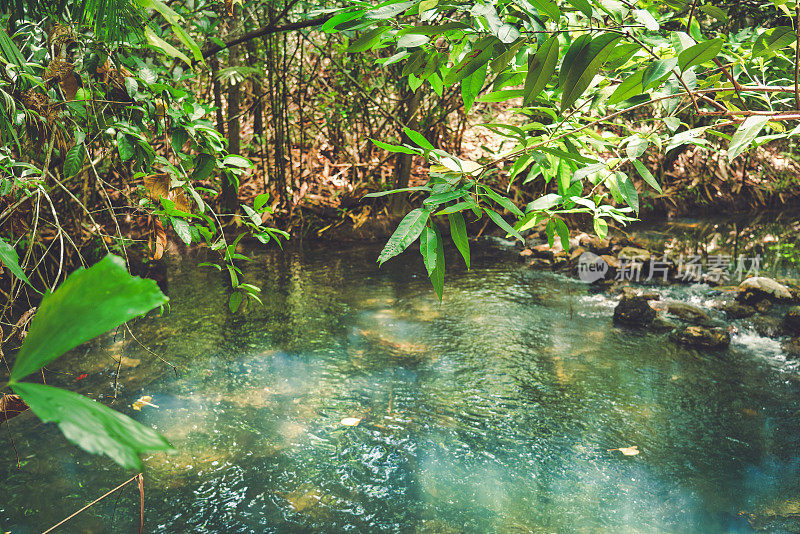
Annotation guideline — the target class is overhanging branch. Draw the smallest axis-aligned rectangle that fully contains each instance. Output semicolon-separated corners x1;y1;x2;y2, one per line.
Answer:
201;15;332;60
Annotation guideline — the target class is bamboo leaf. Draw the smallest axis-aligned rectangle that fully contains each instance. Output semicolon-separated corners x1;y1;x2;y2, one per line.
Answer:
378;208;431;265
632;160;662;193
485;208;524;241
448;212;470;270
419;226;438;276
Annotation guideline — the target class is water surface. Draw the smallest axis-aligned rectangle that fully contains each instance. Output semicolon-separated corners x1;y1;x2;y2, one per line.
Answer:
1;236;799;533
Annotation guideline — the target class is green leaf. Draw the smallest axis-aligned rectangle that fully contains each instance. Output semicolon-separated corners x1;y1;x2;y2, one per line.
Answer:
485;208;524;242
144;26;190;65
12;382;173;470
364;186;431;198
608;69;645;105
678;38;723;71
448;212;470;270
419;226;439;276
753;27;795;58
172;218;192;245
0;238;36;291
632;160;662;193
566;0;593;17
728;115;769;161
633;9;659;30
429;225;445;300
378;208;431;265
366;1;416;20
371;138;421;155
347;27;389;52
626;137;648;159
63;144;86;178
617;172;639;214
527;193;562;211
117;132;135;162
553;218;570;250
223;155;252;168
514;0;560;20
124;76;138;98
9;255;168;383
482;185;524;217
699;4;728;23
397;34;430;48
524;34;559;105
593;217;608;239
443;37;496;86
228;291;242;313
641;57;678;89
403;128;435;151
559;33;622;110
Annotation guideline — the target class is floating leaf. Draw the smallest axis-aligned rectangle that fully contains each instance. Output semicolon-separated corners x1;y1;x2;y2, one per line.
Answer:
131;395;159;411
341;417;361;426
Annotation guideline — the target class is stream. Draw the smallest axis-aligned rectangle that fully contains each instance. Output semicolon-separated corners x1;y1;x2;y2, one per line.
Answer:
1;215;800;533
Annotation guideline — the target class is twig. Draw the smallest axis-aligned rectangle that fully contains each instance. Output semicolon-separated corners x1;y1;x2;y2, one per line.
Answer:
201;15;331;59
41;474;142;534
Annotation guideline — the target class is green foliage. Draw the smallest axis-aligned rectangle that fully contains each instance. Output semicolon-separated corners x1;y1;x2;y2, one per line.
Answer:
324;0;799;298
5;255;173;470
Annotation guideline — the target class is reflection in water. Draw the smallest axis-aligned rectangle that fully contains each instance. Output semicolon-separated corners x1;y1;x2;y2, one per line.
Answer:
1;239;799;533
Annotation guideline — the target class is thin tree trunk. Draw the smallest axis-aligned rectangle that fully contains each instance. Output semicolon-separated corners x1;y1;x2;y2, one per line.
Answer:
391;87;422;214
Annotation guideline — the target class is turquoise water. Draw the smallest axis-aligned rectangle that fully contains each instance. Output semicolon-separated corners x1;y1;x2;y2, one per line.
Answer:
1;239;799;533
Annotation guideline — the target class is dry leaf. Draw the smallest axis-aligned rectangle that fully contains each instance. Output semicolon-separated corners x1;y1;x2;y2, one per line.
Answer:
151;217;166;260
132;395;159;411
144;173;190;212
340;417;361;427
608;446;639;456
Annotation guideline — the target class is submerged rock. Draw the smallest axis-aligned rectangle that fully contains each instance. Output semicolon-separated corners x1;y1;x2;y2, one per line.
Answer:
751;315;783;338
666;301;713;326
719;301;756;319
783;306;800;335
737;277;793;304
613;294;657;326
617;247;652;263
673;325;731;349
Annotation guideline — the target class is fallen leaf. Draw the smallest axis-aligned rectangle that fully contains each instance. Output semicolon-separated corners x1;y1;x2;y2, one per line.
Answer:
0;394;28;424
340;417;361;427
132;395;159;411
608;446;639;456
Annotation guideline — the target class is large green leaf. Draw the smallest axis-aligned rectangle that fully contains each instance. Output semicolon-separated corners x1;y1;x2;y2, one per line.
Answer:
0;238;36;291
64;143;86;177
728;115;769;161
12;382;173;470
608;69;645;105
678;38;723;71
485;208;524;241
617;172;639;214
419;226;439;276
559;33;621;110
448;212;470;270
524;34;559;105
632;160;662;193
565;0;593;17
9;255;168;382
378;208;431;266
753;27;795;58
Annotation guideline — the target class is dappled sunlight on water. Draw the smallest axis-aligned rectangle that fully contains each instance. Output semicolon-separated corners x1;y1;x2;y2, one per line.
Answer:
1;241;799;532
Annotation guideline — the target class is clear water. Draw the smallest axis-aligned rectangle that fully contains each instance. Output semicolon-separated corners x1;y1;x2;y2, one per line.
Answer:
1;238;800;533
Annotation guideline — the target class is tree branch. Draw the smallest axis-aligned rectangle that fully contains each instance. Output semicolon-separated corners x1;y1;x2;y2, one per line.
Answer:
201;15;332;60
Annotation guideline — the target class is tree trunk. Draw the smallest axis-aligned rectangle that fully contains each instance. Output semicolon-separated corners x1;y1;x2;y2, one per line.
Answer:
222;40;241;213
391;87;422;214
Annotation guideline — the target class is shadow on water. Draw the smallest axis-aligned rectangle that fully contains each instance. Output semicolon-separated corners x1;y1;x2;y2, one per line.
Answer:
1;233;799;533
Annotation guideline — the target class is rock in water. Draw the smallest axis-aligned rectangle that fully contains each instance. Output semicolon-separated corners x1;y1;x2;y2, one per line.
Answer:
613;294;657;326
737;277;793;304
673;326;731;349
666;301;713;326
719;301;756;319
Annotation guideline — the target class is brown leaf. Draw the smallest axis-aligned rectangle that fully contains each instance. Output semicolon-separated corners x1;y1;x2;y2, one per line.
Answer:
151;218;166;260
144;173;191;213
0;394;29;424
